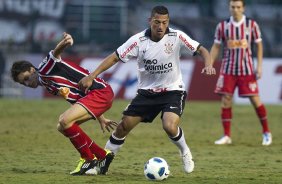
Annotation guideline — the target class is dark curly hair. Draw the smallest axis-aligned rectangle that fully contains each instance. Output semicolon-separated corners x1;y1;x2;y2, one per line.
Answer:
11;61;35;82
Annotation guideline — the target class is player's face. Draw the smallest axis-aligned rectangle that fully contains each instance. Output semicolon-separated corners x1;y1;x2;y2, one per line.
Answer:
149;13;169;41
229;1;245;21
17;67;40;88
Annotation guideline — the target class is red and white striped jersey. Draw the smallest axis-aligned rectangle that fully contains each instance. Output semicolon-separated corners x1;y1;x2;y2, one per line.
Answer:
38;51;108;104
214;15;262;76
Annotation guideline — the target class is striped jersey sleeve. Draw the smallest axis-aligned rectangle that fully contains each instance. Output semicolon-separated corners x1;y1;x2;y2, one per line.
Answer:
38;51;108;103
214;22;224;44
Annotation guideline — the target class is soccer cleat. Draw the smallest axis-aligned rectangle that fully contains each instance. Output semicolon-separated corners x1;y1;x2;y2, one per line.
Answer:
182;153;194;173
97;150;115;175
262;132;272;146
214;135;232;145
85;167;99;175
70;158;98;175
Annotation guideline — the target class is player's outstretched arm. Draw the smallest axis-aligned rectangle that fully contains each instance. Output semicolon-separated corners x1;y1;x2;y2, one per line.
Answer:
210;43;221;66
197;46;216;75
53;32;74;59
78;52;120;93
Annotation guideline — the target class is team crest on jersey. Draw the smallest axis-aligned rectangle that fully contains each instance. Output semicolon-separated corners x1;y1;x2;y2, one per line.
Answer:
164;42;174;54
249;82;257;92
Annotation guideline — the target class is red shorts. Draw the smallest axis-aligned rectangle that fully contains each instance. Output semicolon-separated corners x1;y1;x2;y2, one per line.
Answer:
76;85;114;118
215;74;259;97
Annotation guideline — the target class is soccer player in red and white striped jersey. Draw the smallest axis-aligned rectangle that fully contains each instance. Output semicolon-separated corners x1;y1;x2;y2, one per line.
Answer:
11;33;117;175
210;0;272;146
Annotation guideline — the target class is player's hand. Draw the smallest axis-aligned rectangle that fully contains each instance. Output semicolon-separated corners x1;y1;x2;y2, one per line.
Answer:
63;32;73;46
98;118;118;133
201;65;216;75
256;66;262;79
78;75;93;94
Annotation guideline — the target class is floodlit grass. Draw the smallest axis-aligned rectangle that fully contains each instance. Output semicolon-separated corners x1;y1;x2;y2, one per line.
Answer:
0;99;281;184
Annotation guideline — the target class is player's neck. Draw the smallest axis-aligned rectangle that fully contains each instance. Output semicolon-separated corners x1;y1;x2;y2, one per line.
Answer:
233;15;244;22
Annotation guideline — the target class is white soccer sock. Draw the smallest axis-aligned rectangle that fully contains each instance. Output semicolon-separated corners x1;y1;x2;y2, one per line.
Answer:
170;127;193;158
105;133;125;155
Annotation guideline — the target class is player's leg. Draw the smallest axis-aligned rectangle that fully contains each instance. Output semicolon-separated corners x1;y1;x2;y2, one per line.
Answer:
100;115;141;175
239;75;272;145
58;114;103;158
160;90;194;173
58;116;102;158
214;74;235;145
73;86;116;175
162;112;194;173
58;104;99;175
105;115;142;154
74;85;115;159
105;89;152;154
75;119;109;160
249;95;272;146
214;94;233;145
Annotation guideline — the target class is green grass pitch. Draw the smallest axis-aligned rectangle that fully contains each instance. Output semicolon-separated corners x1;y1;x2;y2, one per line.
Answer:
0;99;281;184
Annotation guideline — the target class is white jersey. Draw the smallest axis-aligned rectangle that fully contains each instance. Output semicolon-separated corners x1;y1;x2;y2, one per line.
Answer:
116;28;200;91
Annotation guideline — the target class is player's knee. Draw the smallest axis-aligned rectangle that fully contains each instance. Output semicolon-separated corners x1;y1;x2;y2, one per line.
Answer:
162;123;177;136
222;95;232;107
58;114;69;128
57;123;64;134
163;124;177;136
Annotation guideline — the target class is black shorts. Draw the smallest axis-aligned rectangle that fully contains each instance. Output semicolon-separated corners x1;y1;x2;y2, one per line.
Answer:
123;89;187;122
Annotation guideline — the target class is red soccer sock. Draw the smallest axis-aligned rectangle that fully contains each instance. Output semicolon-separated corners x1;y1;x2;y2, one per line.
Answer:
221;107;232;137
255;105;270;133
63;124;94;160
79;130;106;160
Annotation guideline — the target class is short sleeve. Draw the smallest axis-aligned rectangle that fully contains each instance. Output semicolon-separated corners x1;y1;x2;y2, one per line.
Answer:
38;51;59;74
214;22;222;44
252;21;262;43
116;35;139;63
178;30;200;56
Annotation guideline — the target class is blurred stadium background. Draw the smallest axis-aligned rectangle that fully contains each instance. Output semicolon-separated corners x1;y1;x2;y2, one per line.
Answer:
0;0;282;104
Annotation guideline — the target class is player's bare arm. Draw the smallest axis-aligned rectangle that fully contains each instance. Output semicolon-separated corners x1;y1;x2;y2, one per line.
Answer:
53;32;74;59
97;115;118;133
256;41;263;79
210;43;221;66
78;52;120;92
197;46;216;75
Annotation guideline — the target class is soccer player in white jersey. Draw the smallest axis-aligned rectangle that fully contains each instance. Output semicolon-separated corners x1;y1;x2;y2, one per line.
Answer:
79;6;216;173
210;0;272;146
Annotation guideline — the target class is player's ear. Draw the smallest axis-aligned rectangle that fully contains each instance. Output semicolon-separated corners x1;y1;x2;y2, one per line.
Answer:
30;67;36;73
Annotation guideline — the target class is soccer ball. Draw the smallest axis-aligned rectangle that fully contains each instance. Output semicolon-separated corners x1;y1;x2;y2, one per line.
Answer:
144;157;170;181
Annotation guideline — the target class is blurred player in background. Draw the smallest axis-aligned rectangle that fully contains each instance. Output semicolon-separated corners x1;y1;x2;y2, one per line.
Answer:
210;0;272;146
11;33;117;175
79;6;216;173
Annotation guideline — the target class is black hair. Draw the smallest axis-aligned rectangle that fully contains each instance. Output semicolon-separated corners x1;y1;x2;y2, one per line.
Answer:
151;6;169;17
11;61;35;82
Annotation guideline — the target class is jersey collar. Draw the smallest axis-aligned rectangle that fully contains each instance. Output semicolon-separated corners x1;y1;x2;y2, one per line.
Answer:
230;15;246;27
145;28;170;39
